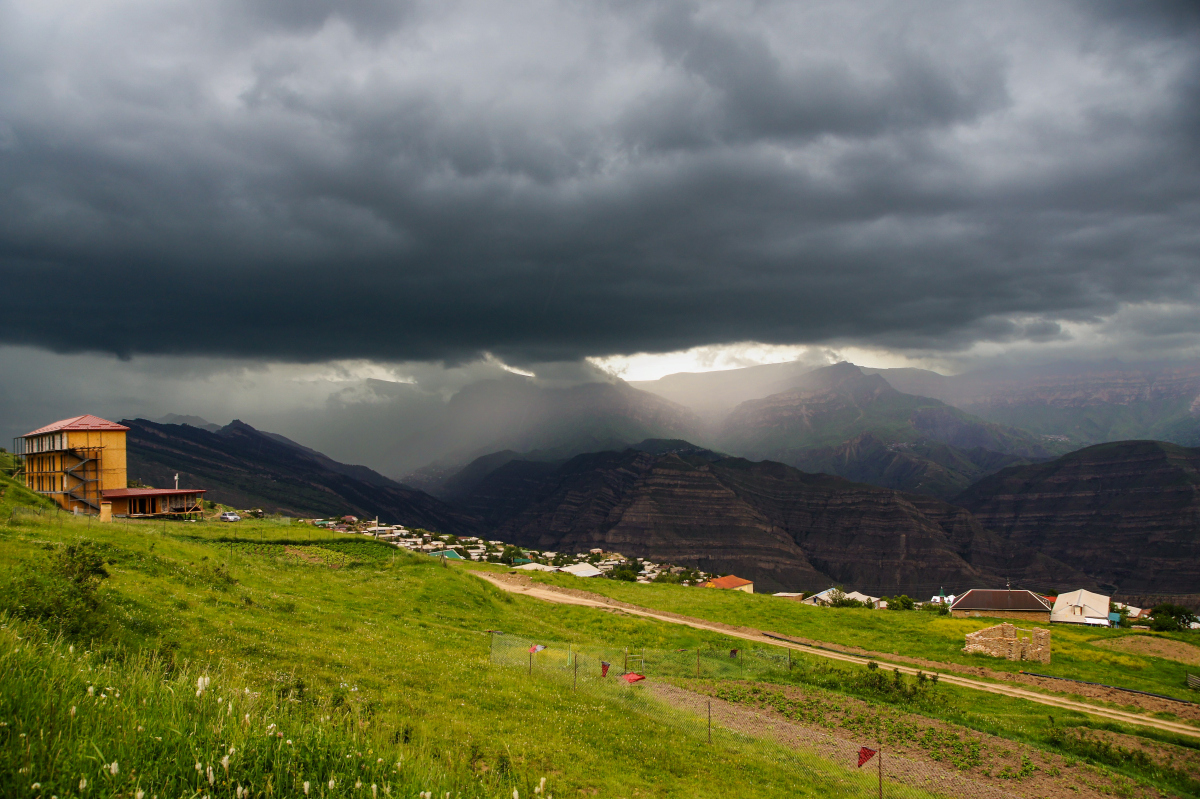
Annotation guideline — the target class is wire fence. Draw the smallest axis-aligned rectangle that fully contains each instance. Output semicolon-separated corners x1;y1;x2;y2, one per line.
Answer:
491;634;1020;799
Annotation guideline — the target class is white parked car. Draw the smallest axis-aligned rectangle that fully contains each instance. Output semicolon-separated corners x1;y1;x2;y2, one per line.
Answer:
219;512;241;522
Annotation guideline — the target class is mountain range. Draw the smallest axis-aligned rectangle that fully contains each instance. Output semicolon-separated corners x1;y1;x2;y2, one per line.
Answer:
124;416;1198;598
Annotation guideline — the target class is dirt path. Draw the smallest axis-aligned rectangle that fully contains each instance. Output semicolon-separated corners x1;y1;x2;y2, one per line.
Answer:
650;682;1166;799
474;571;1200;739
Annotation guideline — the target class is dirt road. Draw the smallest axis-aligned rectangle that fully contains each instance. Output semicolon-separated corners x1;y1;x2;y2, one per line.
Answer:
474;571;1200;739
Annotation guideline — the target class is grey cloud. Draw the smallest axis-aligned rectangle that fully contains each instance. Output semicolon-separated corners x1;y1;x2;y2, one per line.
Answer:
0;0;1198;368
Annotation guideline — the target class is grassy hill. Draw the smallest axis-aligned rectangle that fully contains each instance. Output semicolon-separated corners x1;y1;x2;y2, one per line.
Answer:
2;459;1198;797
0;474;918;798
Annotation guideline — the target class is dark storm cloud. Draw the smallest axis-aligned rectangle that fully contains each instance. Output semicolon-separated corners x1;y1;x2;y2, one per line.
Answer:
1;0;1199;365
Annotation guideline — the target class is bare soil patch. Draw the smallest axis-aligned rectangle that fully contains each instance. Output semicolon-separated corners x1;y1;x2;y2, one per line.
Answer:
651;681;1166;799
1093;635;1200;666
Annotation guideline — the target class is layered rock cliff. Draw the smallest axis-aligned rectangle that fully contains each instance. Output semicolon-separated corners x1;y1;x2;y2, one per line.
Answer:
464;448;1076;594
955;440;1200;594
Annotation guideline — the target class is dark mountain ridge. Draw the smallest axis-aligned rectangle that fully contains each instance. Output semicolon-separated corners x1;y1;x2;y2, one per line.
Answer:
955;440;1200;595
460;447;1087;594
125;419;478;534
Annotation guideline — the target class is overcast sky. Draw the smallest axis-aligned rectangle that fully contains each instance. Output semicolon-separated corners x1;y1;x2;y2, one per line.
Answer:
3;0;1200;447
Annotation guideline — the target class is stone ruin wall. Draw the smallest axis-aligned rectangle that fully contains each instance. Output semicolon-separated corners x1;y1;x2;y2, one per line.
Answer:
962;623;1051;664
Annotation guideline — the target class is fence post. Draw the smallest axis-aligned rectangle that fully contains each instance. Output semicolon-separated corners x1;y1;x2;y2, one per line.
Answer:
529;650;532;676
624;647;628;674
788;647;792;671
696;648;700;678
574;656;578;691
878;716;883;799
707;700;711;744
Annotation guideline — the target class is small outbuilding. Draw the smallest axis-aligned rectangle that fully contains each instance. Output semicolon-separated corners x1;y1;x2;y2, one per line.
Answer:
1051;589;1112;626
950;589;1052;622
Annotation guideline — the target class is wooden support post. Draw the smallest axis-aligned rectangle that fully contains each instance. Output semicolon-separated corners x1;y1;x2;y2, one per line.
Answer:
529;650;532;676
788;648;792;671
624;647;628;674
878;716;883;799
574;656;578;691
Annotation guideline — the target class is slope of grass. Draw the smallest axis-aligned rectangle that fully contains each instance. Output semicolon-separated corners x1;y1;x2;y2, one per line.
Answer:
0;510;928;798
519;571;1200;701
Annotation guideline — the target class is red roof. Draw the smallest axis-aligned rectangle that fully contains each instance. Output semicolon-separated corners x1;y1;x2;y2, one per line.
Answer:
23;415;129;437
102;488;206;498
705;575;753;589
950;589;1052;612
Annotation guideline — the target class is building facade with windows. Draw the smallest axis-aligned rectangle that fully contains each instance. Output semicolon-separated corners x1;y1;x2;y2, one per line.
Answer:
14;415;205;518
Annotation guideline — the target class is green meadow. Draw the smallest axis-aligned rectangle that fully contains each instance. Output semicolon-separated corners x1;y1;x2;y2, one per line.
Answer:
2;450;1198;797
0;480;945;798
522;571;1200;701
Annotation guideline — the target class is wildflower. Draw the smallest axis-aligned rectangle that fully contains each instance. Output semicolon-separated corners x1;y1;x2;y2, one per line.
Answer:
355;779;362;790
303;781;310;795
70;706;76;717
195;763;202;773
31;784;41;790
329;779;337;790
513;791;519;799
370;785;377;799
376;758;382;764
196;676;210;697
236;787;244;799
136;791;145;799
137;726;143;732
79;778;87;791
109;762;119;776
87;686;94;696
286;740;292;746
207;765;215;785
69;645;75;654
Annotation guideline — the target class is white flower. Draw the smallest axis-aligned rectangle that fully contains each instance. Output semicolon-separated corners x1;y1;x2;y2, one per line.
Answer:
355;779;362;789
87;686;94;696
70;706;76;717
303;781;310;795
69;645;75;654
540;778;546;793
513;791;519;799
196;763;202;772
79;778;87;790
221;755;230;771
207;765;215;785
328;779;335;790
136;790;144;799
108;762;118;776
369;784;376;799
30;783;40;790
286;740;293;746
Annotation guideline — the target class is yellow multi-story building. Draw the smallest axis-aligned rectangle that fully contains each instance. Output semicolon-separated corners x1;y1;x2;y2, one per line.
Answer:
15;415;205;518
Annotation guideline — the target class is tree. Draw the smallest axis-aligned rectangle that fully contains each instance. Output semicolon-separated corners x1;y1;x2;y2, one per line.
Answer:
1149;603;1197;632
882;594;915;611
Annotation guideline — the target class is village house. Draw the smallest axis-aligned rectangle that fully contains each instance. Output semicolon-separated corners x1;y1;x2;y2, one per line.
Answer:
1051;589;1113;626
15;415;206;519
950;589;1052;622
703;575;754;593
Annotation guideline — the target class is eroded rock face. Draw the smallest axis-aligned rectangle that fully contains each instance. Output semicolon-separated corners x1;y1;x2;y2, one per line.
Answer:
468;449;1047;594
955;440;1200;594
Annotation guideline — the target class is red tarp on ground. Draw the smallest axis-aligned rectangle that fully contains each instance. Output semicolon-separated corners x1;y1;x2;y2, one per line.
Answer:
622;673;645;684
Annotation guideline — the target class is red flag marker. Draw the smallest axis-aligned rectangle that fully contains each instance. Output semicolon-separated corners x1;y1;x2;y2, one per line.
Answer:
857;747;877;767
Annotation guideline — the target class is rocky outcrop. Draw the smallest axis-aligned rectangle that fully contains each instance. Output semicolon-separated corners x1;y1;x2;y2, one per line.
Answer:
955;440;1200;594
465;448;1061;594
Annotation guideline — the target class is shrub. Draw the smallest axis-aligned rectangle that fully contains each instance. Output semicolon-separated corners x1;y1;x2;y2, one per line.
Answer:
1148;603;1197;632
2;541;110;636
